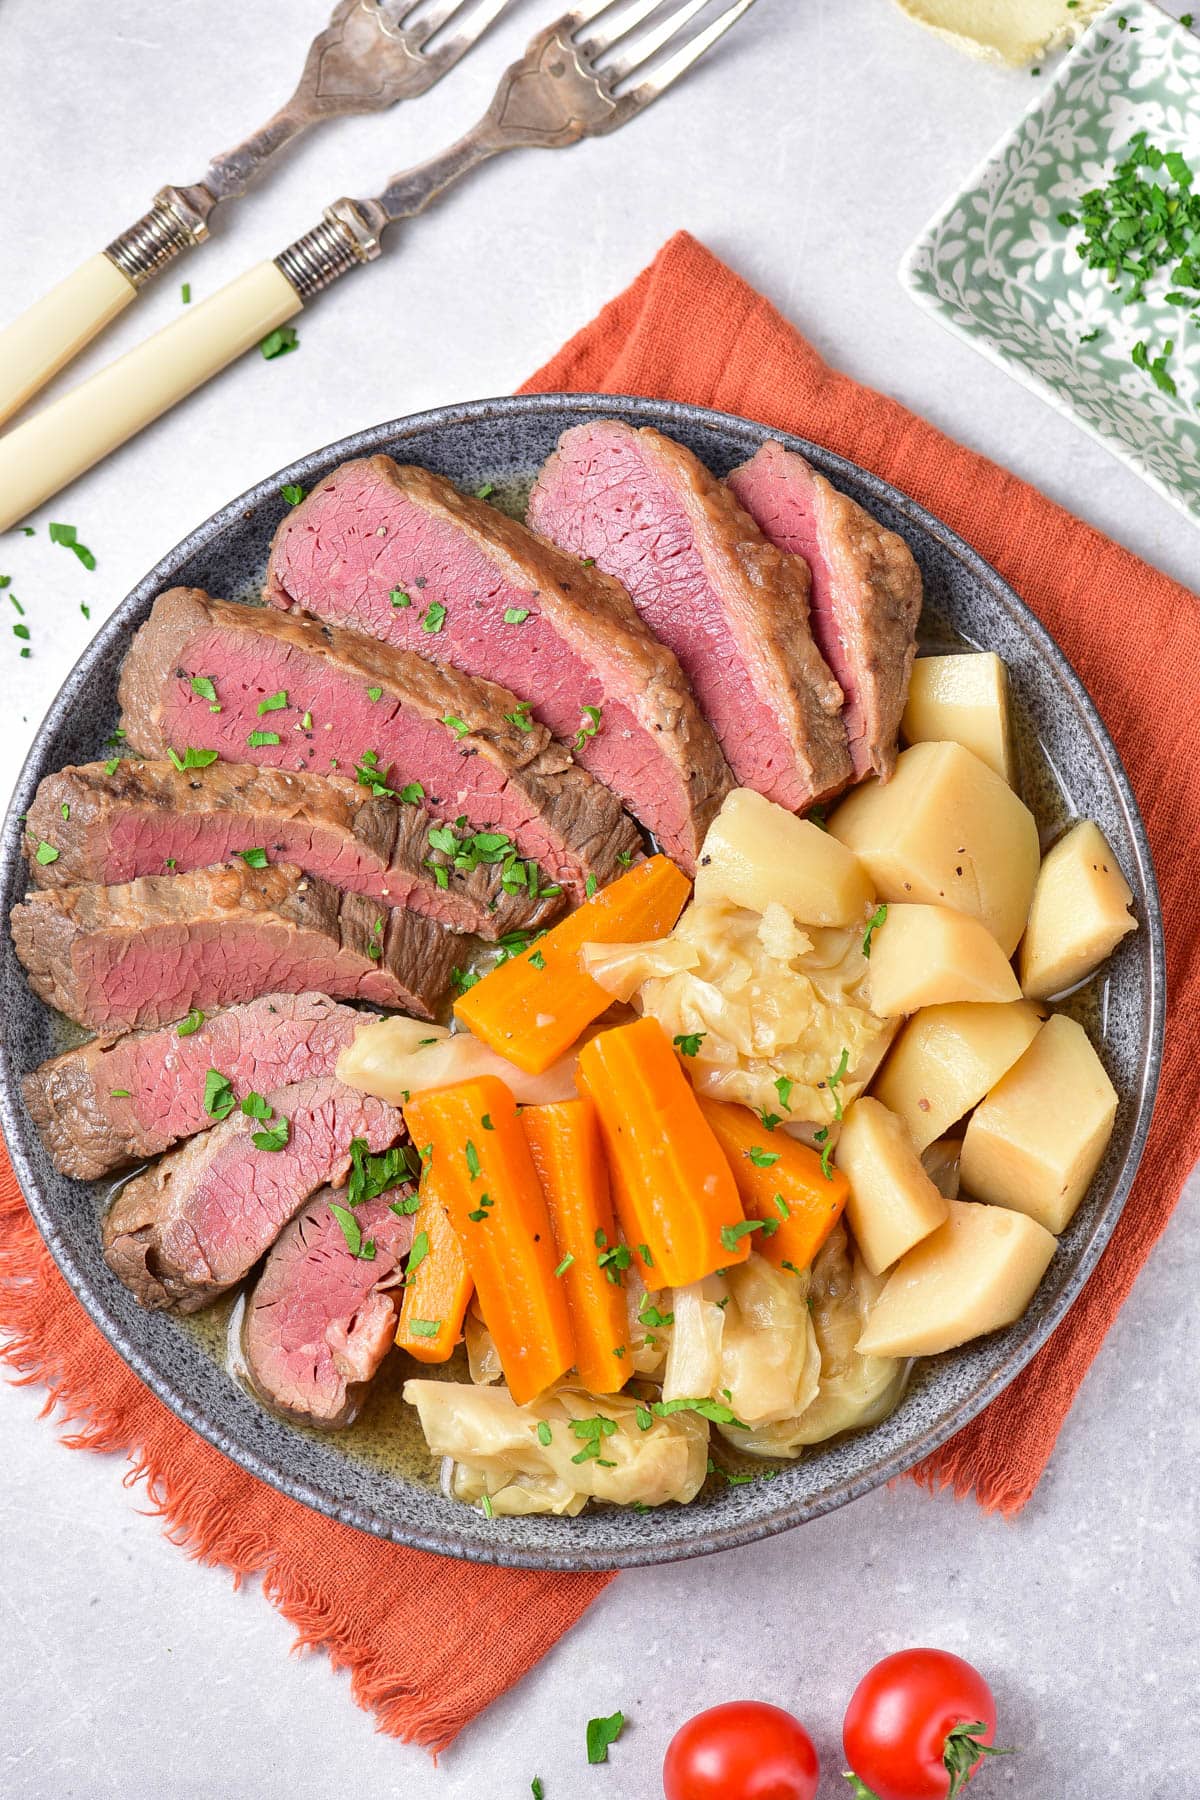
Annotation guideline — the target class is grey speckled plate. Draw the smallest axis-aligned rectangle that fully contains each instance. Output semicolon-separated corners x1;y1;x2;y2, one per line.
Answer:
0;396;1164;1572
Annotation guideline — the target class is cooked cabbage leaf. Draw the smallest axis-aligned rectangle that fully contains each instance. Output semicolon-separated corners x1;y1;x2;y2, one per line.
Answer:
403;1380;709;1515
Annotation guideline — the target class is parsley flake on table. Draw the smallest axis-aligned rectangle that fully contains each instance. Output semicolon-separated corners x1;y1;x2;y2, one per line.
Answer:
261;326;299;360
585;1711;627;1765
48;521;96;570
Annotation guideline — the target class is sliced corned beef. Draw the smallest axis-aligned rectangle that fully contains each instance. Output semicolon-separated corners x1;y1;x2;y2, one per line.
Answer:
24;758;556;941
10;862;457;1033
117;587;642;900
265;456;731;871
528;420;853;813
102;1076;405;1312
241;1187;415;1426
22;992;360;1181
728;441;922;782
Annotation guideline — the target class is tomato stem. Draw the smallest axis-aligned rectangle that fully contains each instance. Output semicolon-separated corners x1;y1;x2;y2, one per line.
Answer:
944;1721;1016;1798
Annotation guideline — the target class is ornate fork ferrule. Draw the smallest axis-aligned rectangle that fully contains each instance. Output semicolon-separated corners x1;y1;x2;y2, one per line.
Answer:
104;185;216;287
274;198;382;302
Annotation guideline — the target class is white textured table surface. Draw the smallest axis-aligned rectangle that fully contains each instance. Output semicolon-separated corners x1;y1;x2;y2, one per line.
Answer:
1;3;1197;1796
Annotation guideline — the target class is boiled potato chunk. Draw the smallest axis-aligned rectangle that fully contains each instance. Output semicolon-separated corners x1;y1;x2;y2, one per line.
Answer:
855;1199;1056;1357
901;653;1014;782
960;1015;1118;1233
694;786;873;926
872;1000;1044;1152
1019;820;1137;1000
828;742;1039;956
867;903;1022;1015
835;1097;950;1275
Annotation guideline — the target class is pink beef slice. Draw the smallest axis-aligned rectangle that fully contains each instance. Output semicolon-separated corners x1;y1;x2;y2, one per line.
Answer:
265;456;732;871
21;992;362;1182
728;441;922;782
102;1077;406;1312
242;1187;415;1426
117;588;641;901
23;759;557;942
527;421;853;812
10;861;458;1033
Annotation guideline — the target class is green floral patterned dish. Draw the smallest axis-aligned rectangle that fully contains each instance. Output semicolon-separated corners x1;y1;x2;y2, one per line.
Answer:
902;1;1200;522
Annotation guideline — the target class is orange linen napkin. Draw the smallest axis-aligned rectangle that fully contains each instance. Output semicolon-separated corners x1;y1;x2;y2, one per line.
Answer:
2;234;1196;1752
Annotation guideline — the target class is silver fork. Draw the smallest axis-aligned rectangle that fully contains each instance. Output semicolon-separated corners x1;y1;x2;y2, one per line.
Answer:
0;0;511;428
0;0;758;534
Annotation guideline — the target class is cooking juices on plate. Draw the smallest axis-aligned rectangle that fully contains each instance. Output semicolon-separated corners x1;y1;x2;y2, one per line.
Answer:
12;424;1139;1521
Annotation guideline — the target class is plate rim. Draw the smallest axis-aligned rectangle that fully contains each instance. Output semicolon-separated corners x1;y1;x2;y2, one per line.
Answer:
0;391;1166;1571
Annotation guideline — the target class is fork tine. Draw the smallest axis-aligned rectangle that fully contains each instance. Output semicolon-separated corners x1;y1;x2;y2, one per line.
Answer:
401;0;477;43
599;0;711;80
417;0;511;54
568;0;635;28
617;0;757;97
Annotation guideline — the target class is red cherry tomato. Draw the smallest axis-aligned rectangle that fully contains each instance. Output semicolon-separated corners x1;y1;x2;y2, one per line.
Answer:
663;1700;820;1800
842;1649;1007;1800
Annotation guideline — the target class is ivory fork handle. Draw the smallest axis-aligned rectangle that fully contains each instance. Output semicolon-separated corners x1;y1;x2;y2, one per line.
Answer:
0;262;301;532
0;255;138;430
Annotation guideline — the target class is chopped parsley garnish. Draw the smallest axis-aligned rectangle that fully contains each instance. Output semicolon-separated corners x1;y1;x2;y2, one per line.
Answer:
862;902;888;958
638;1244;653;1267
240;1092;272;1120
261;326;299;360
774;1075;794;1110
406;1230;430;1278
570;1414;619;1466
502;607;529;625
190;676;217;703
109;1088;132;1099
813;1127;834;1181
353;749;397;798
246;730;280;748
236;847;268;869
638;1300;674;1328
280;483;306;506
60;802;70;820
366;685;382;703
574;703;602;750
181;283;191;304
397;781;424;804
421;602;447;635
773;1192;790;1220
390;589;411;608
366;916;385;961
251;1116;290;1152
256;690;287;715
176;1009;205;1037
673;1031;705;1057
203;1068;236;1120
597;1242;632;1284
467;1192;495;1223
34;840;58;865
475;483;495;499
585;1712;627;1765
1132;337;1178;396
465;1140;482;1180
505;701;534;733
480;1492;494;1519
347;1138;408;1209
652;1396;749;1429
536;1421;553;1446
301;711;313;730
48;521;96;571
409;1318;442;1338
480;1113;494;1131
103;757;120;776
585;874;597;898
442;713;471;739
554;1254;575;1277
746;1145;780;1168
328;1201;375;1260
452;966;481;994
758;1110;783;1133
529;948;546;970
167;746;219;772
721;1219;769;1251
826;1046;850;1121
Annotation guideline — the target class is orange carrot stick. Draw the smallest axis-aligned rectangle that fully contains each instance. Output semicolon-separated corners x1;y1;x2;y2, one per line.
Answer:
698;1097;850;1276
395;1171;473;1364
454;855;691;1075
402;1076;574;1406
521;1098;633;1394
575;1016;748;1290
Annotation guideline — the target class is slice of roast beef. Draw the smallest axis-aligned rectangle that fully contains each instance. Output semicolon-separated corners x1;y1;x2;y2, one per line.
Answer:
118;587;641;900
241;1187;415;1426
265;456;731;871
23;758;556;941
527;421;853;813
11;862;458;1033
103;1076;405;1312
728;441;922;783
21;991;361;1181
